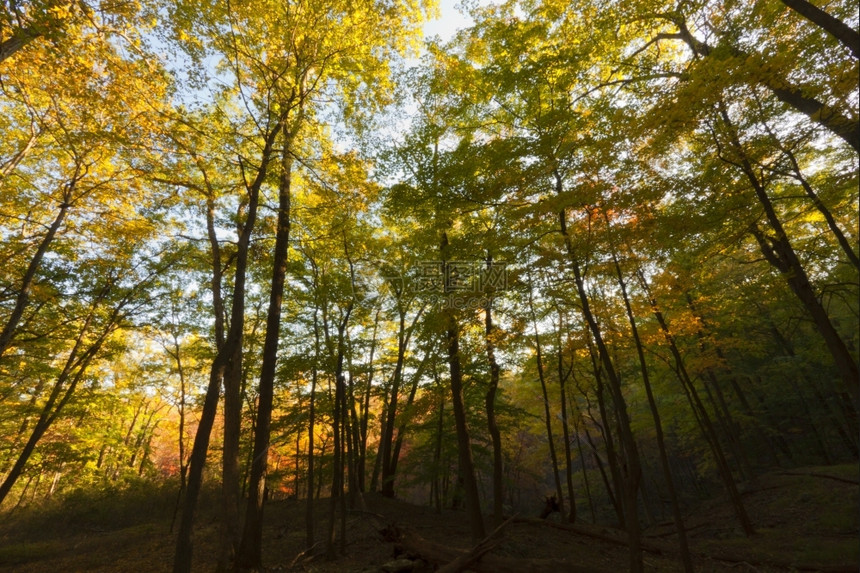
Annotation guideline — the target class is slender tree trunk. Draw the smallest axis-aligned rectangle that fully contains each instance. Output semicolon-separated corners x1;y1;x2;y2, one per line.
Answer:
0;196;70;360
609;248;693;572
636;269;755;537
391;354;429;482
174;117;282;573
169;328;191;534
326;373;341;560
380;302;424;498
769;322;859;457
369;392;388;493
581;347;625;526
138;423;158;477
555;317;577;523
675;29;859;151
583;424;618;521
346;371;361;505
560;203;642;572
306;306;321;548
765;130;860;270
432;376;445;514
442;232;485;541
326;308;353;559
717;104;859;406
484;255;504;527
340;381;349;551
219;352;242;570
0;286;118;505
380;309;407;498
236;131;295;569
526;274;565;518
357;310;380;491
572;412;596;523
0;349;99;504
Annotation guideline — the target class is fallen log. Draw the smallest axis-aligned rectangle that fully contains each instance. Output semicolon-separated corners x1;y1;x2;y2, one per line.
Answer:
435;516;512;573
513;517;672;555
395;525;608;573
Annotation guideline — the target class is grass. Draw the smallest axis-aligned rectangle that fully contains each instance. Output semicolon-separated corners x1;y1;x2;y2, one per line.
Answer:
0;541;65;566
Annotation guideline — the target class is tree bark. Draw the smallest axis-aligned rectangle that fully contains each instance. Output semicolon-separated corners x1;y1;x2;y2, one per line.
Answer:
325;305;353;559
484;254;504;527
235;127;295;569
0;26;42;64
609;246;693;572
779;0;860;59
761;127;860;270
174;117;283;573
380;307;407;497
526;273;565;519
391;352;430;482
555;317;577;524
670;17;859;151
306;307;320;548
356;309;380;491
557;195;642;572
716;104;860;407
0;194;71;360
636;270;755;537
442;232;486;541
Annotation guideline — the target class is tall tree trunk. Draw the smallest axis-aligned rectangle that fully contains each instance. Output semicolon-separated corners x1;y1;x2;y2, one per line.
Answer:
236;130;295;569
432;375;446;514
380;308;407;498
581;351;624;526
169;327;192;534
526;273;565;518
609;247;693;572
306;308;320;548
357;309;380;492
391;353;430;482
442;232;485;541
174;117;282;573
555;316;576;524
572;412;596;522
684;293;777;469
0;283;123;505
762;126;860;270
346;370;361;505
672;23;859;151
369;391;388;493
717;104;859;406
769;321;859;458
560;201;642;573
380;302;424;498
636;269;755;537
0;333;103;504
325;307;353;559
484;254;504;527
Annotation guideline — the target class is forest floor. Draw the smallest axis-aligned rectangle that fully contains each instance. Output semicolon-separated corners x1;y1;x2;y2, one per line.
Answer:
0;464;856;573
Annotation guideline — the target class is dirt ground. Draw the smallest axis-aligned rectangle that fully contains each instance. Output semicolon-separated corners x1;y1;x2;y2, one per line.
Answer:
0;464;857;572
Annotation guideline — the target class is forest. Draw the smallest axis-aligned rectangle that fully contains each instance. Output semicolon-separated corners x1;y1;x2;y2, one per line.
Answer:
0;0;858;571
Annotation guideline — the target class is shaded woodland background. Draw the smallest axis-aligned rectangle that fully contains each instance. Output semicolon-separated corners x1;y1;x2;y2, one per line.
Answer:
0;0;858;571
